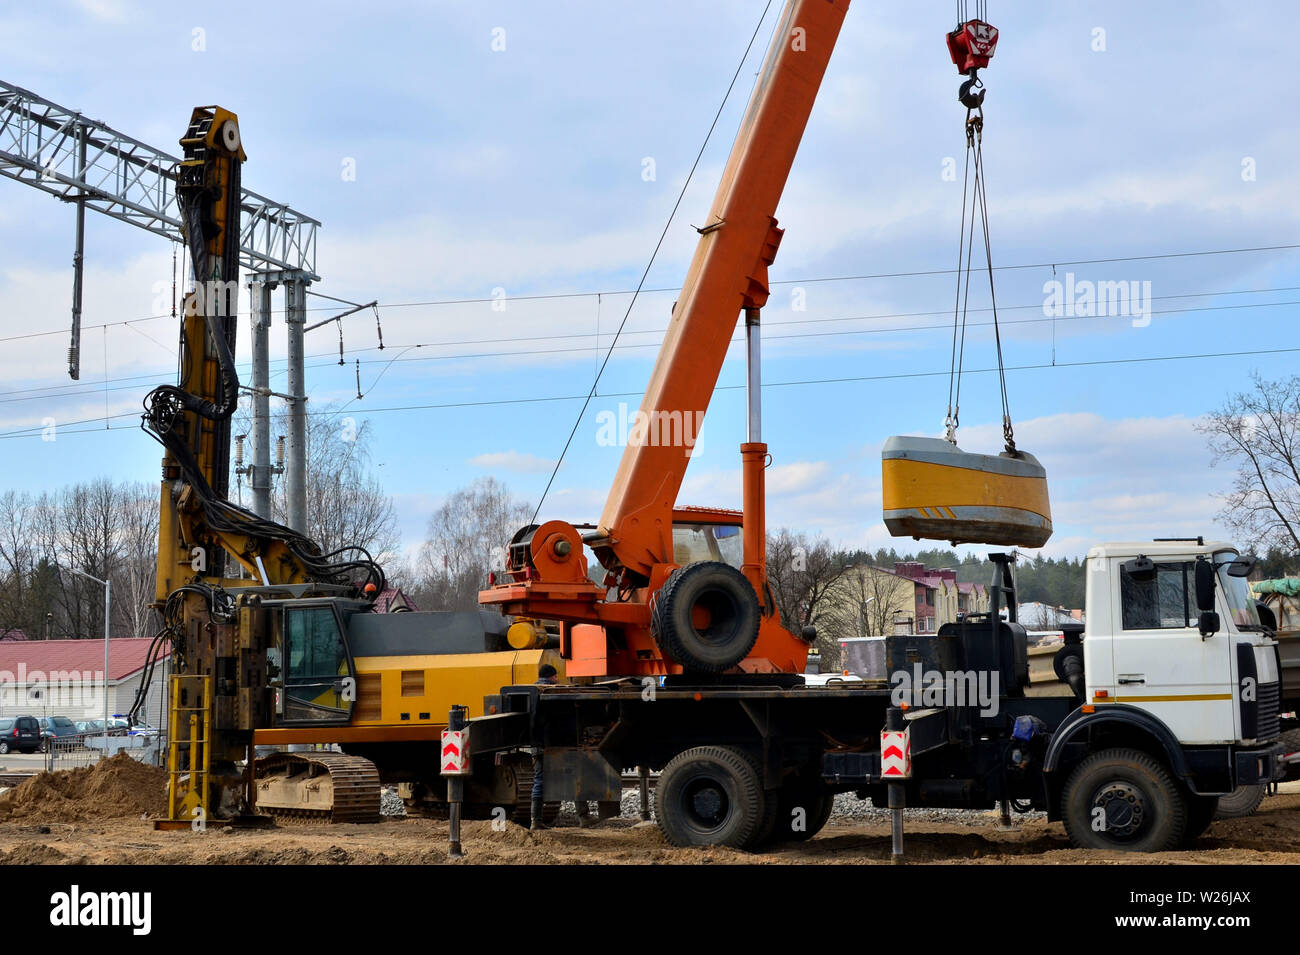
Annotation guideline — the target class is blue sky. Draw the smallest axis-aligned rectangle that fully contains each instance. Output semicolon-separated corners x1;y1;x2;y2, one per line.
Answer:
2;0;1297;561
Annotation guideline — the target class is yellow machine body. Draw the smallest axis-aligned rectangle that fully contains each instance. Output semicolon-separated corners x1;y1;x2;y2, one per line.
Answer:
882;435;1052;548
349;649;562;725
251;647;564;746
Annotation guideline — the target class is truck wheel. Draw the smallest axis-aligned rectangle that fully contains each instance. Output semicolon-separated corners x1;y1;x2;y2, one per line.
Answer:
0;741;9;755
1061;748;1187;852
1213;784;1265;820
767;785;833;843
651;562;759;673
654;746;765;849
1182;794;1219;846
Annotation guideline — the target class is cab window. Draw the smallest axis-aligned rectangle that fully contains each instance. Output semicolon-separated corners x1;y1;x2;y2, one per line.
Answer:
282;606;352;722
286;607;345;681
672;523;743;569
1121;562;1193;630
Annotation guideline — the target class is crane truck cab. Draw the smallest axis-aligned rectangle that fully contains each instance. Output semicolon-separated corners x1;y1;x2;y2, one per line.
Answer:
1043;539;1283;848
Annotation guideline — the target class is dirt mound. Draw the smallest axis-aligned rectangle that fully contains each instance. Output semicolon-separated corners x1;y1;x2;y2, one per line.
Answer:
0;842;69;864
0;754;168;824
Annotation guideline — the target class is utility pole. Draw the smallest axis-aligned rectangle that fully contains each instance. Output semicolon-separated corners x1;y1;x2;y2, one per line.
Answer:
67;122;87;380
65;567;110;746
248;278;278;519
284;277;310;535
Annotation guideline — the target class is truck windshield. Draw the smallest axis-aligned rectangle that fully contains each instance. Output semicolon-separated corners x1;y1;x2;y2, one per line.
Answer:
1216;555;1262;630
672;523;744;569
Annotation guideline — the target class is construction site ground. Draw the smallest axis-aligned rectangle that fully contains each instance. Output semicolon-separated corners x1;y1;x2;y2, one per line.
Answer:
0;756;1296;865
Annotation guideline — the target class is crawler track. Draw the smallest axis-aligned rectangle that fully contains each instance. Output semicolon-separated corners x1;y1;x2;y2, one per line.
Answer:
253;752;381;824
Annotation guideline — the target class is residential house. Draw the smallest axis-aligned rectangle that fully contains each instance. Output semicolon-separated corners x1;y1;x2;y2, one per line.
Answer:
824;562;990;638
0;638;173;732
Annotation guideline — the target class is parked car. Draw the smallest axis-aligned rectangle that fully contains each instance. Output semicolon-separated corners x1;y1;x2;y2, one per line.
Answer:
76;719;129;738
0;716;42;754
127;720;160;738
38;716;85;751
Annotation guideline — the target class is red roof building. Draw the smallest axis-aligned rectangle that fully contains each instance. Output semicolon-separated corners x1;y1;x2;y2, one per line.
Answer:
0;637;162;682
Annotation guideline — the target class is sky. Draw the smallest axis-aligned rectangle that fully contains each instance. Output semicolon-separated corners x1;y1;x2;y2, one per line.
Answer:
1;0;1297;564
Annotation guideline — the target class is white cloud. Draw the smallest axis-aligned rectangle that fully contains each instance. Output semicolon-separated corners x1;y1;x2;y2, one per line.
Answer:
468;450;556;474
73;0;129;22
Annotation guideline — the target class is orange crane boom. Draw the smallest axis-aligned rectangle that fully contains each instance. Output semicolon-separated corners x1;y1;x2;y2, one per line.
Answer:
482;0;850;678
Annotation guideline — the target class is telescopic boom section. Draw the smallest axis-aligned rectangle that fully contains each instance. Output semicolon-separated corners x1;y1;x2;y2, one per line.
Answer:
596;0;849;580
481;0;848;677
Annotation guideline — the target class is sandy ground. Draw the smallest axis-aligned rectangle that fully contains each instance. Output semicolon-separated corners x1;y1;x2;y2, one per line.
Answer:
0;789;1296;865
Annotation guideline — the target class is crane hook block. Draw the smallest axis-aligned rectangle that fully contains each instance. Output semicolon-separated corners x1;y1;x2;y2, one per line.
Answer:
947;19;998;74
881;436;1052;549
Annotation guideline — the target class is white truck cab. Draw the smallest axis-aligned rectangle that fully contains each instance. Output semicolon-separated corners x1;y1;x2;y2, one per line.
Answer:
1084;540;1281;747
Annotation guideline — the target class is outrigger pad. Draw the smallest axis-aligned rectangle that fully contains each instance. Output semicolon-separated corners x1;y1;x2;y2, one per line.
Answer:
881;436;1052;548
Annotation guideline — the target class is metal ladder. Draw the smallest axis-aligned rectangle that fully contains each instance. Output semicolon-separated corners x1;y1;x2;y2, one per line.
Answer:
157;674;212;830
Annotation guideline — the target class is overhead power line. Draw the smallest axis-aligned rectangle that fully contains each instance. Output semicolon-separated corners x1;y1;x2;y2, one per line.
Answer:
5;342;1300;442
4;281;1297;406
2;240;1296;346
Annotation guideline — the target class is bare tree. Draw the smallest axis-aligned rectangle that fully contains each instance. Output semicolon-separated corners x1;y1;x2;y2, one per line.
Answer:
414;477;531;611
231;401;401;568
822;565;911;641
0;491;39;637
1199;373;1300;553
113;482;161;637
766;529;850;669
0;480;158;640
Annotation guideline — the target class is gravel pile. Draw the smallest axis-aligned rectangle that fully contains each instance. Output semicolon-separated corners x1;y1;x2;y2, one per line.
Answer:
379;787;406;817
830;791;1046;824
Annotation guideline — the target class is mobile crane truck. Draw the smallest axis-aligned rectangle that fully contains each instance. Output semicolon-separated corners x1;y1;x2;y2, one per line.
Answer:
453;0;1283;853
460;542;1283;852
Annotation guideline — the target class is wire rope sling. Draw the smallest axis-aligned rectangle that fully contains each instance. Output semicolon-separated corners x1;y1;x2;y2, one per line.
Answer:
882;6;1052;549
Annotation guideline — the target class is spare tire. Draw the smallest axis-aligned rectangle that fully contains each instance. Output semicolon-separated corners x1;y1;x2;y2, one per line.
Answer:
651;562;760;672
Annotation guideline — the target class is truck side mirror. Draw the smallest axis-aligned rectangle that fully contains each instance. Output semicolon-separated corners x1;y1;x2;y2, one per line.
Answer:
1225;555;1255;577
1256;600;1277;633
1122;556;1156;582
1197;610;1220;638
1194;559;1216;613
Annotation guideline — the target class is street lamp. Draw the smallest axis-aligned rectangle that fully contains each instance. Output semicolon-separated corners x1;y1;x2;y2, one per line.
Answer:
62;567;110;749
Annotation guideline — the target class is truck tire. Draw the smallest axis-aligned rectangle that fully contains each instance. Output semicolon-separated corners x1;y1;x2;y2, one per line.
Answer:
766;785;833;844
654;746;766;849
1182;793;1219;846
1061;748;1187;852
651;562;760;673
1213;784;1266;820
0;741;9;755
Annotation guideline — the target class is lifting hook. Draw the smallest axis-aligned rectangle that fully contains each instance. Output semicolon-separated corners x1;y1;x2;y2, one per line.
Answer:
958;70;986;110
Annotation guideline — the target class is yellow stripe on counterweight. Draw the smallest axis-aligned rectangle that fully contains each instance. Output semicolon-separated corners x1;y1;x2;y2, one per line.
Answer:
882;457;1050;520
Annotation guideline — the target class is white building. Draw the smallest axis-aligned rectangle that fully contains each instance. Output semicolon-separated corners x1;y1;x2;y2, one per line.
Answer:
0;637;171;733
